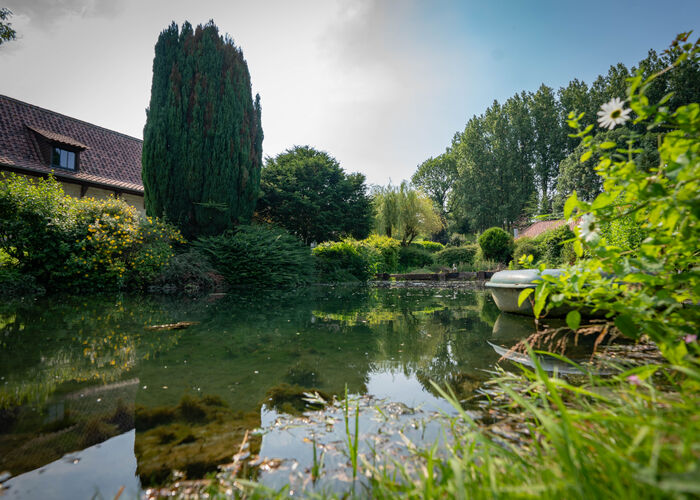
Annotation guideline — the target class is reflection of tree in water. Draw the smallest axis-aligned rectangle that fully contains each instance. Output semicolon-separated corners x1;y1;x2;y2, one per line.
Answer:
0;295;191;478
310;288;500;396
0;287;503;486
132;287;379;485
0;295;189;409
0;381;138;477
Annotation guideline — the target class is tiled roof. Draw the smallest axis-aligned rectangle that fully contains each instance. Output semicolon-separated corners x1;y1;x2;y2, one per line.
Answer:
25;124;89;150
0;95;143;194
517;219;577;239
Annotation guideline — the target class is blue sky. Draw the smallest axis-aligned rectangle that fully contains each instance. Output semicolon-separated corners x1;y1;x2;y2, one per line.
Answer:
2;0;698;186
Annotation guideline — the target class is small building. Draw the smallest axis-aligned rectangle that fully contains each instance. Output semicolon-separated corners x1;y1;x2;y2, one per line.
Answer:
0;94;144;211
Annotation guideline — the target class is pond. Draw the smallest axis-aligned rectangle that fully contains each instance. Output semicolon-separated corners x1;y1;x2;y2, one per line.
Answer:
0;285;544;498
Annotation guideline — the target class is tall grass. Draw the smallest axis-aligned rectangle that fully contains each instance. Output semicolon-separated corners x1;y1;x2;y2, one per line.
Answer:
363;352;700;499
343;385;360;482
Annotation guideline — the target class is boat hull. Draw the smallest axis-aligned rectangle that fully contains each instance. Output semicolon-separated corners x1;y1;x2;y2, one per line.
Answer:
486;283;535;315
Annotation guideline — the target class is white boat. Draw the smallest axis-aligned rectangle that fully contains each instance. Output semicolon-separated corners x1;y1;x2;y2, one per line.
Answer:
485;269;565;316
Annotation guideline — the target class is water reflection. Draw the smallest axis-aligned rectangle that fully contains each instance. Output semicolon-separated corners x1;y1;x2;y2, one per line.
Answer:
1;286;506;494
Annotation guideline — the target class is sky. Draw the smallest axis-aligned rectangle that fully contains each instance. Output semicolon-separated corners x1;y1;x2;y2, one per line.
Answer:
1;0;698;186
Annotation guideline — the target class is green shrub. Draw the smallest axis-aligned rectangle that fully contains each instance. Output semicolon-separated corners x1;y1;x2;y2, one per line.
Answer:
398;245;434;271
151;250;217;293
534;224;575;266
513;237;541;265
434;245;478;266
0;174;183;291
312;235;402;281
194;225;314;288
412;240;445;253
599;213;645;251
478;227;514;263
0;173;73;283
447;233;472;247
357;235;400;273
313;239;369;282
0;266;44;296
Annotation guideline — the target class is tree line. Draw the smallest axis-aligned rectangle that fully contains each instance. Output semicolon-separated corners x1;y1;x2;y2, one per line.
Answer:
413;44;700;234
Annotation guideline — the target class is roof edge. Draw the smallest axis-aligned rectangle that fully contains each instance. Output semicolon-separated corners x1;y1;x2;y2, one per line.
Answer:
0;94;143;144
0;163;144;196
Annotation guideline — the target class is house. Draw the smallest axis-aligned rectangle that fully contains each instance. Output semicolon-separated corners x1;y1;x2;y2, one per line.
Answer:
515;219;577;240
0;94;144;211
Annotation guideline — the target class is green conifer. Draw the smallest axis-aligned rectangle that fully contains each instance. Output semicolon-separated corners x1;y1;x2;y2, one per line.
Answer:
142;21;263;238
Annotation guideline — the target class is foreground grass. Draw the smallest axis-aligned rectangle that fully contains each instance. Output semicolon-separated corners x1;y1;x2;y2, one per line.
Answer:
162;350;699;499
362;354;700;500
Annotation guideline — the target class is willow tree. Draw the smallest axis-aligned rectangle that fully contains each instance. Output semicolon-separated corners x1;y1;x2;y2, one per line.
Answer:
142;21;263;238
373;182;442;245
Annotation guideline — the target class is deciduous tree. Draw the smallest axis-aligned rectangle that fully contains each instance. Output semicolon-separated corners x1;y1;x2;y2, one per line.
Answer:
373;182;442;245
256;146;372;244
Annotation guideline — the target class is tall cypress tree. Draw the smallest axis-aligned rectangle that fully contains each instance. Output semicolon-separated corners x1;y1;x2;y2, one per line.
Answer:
142;21;263;238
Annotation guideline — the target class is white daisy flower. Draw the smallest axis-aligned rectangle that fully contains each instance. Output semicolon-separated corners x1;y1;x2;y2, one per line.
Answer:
597;97;631;130
578;213;599;243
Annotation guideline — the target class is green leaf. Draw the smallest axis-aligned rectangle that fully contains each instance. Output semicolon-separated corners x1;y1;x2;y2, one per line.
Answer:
614;314;638;337
566;310;581;331
599;141;616;150
518;288;534;307
580;150;592;163
533;287;549;318
563;192;578;220
591;192;615;210
573;239;583;257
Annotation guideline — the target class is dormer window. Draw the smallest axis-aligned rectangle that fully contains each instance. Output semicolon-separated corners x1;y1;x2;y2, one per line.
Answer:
25;124;88;172
51;146;76;170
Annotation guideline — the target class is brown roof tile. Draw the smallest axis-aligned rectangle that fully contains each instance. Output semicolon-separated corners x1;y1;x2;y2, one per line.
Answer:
25;124;89;150
517;219;577;240
0;94;143;194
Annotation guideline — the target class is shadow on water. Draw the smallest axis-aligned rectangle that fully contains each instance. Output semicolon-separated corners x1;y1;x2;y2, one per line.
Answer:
0;286;526;494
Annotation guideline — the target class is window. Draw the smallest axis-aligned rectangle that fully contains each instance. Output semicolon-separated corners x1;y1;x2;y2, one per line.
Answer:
51;147;76;170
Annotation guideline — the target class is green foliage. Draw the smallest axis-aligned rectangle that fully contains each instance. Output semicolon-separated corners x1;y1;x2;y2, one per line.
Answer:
0;174;183;291
447;233;470;247
0;173;72;283
513;236;542;264
513;225;577;268
411;152;458;217
193;225;314;289
398;245;434;271
0;8;16;46
151;250;217;293
536;224;576;266
373;182;443;245
360;235;401;273
553;128;661;212
535;35;700;362
434;245;477;267
412;240;445;253
361;360;700;499
142;21;263;239
452;93;537;231
311;235;402;282
0;267;43;297
312;240;370;282
427;38;699;234
256;146;372;244
598;213;646;252
478;227;514;263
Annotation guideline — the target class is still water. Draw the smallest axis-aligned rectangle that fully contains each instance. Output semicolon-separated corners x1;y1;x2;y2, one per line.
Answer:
0;286;534;498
